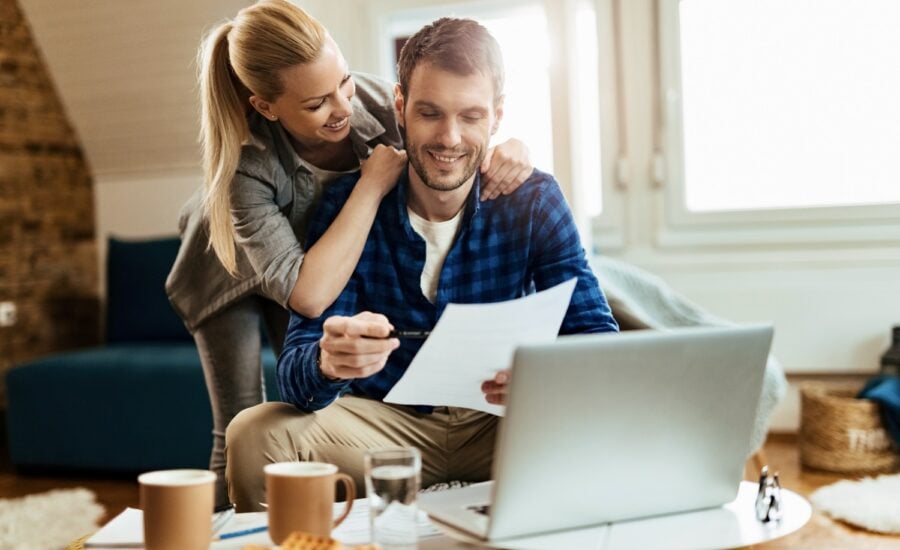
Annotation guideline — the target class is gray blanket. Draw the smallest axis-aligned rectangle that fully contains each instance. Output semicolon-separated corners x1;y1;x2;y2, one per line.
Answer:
591;256;788;455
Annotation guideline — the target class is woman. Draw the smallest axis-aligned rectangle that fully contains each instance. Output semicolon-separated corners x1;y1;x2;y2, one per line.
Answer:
166;0;533;508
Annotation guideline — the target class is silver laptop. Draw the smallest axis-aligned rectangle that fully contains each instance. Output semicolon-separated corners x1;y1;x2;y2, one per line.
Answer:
419;325;773;542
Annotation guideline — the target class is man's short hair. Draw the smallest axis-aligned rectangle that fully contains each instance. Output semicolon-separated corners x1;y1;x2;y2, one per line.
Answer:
396;17;504;105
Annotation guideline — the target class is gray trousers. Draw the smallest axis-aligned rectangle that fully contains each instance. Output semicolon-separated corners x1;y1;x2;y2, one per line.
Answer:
192;295;289;508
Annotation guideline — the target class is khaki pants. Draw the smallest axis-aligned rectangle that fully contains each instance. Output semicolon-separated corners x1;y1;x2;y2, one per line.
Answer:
225;396;498;512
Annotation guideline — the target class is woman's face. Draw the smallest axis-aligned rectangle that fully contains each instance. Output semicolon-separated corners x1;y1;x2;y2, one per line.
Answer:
251;35;355;149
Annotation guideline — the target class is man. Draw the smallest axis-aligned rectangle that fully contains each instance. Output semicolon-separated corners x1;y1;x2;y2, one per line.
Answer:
225;17;619;512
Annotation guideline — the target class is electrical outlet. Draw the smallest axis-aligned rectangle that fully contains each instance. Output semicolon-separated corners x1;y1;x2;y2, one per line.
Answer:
0;301;16;327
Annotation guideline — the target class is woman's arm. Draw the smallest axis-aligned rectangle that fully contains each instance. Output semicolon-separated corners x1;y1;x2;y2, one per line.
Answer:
288;144;407;317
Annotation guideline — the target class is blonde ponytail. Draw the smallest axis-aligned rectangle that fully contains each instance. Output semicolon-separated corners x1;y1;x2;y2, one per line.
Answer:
197;0;326;275
198;22;246;275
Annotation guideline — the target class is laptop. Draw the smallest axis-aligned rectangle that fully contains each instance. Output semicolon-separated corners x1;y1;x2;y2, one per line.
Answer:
419;324;773;542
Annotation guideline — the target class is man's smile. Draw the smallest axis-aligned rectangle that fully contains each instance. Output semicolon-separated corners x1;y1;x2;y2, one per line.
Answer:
426;149;468;169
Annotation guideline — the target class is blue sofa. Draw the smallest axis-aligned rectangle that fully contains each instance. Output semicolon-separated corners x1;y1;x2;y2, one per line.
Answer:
5;237;279;472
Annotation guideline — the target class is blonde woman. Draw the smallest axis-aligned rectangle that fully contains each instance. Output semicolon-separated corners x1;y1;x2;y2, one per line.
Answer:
165;0;533;508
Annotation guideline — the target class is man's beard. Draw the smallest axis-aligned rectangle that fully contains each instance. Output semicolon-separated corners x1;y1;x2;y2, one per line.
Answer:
407;141;484;192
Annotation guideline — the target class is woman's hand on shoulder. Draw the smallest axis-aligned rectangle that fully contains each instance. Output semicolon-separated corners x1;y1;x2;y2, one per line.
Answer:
358;144;407;198
480;138;533;201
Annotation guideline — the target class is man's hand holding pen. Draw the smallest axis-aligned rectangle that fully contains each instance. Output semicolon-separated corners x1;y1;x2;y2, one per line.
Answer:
318;312;399;380
389;329;430;339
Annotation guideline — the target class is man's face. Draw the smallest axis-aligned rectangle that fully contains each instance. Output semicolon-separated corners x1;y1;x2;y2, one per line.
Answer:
395;62;502;192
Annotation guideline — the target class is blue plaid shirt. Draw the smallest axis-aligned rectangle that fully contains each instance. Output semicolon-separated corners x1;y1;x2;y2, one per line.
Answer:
278;168;619;411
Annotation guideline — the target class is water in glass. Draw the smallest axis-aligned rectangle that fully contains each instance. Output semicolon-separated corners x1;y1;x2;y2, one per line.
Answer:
369;464;418;549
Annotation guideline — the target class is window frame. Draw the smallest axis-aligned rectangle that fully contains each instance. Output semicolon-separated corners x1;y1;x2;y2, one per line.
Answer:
657;0;900;249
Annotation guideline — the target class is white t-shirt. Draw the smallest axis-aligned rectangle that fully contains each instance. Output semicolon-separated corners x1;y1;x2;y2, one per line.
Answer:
407;206;465;303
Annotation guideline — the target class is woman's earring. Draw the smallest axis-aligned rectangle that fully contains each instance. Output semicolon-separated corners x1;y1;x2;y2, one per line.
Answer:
269;115;278;121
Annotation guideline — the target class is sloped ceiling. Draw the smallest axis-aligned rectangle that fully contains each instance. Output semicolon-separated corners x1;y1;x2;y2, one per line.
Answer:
18;0;367;179
19;0;247;176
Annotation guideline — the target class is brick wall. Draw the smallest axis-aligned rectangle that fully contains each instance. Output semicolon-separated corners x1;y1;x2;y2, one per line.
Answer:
0;0;99;405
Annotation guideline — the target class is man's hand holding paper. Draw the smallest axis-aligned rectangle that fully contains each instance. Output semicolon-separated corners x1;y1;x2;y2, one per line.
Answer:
481;369;511;406
383;278;577;415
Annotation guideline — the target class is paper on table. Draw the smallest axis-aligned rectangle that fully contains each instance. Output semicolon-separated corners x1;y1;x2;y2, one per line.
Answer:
331;498;443;546
384;278;577;415
84;507;143;548
85;507;266;548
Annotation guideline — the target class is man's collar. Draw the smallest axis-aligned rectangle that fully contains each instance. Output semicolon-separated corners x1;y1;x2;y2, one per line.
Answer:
394;168;482;237
461;171;482;227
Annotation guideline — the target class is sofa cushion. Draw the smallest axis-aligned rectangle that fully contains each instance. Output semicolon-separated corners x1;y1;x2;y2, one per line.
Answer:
5;343;279;472
106;237;191;343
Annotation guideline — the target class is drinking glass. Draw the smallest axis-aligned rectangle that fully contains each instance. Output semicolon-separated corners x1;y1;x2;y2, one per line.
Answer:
364;447;422;549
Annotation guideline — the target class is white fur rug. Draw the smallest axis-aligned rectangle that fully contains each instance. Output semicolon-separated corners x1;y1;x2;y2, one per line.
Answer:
0;488;104;549
810;473;900;534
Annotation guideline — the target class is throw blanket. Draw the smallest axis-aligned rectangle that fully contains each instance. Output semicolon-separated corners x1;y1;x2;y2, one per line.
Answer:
859;376;900;447
591;256;788;456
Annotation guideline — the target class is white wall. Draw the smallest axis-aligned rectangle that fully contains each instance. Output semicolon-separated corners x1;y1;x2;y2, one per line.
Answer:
617;252;899;373
92;168;201;292
640;259;896;431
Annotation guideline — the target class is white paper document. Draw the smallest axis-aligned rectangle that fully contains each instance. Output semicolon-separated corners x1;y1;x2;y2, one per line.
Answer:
84;507;143;547
384;278;577;415
85;507;258;548
331;499;444;546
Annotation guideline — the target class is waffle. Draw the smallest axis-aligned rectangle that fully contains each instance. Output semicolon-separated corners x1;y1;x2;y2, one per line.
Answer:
242;531;378;550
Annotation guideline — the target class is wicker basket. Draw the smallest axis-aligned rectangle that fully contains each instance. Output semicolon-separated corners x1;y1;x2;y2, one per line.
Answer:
799;383;900;474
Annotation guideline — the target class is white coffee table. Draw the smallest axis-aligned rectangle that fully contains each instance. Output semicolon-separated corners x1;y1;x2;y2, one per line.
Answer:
210;481;810;549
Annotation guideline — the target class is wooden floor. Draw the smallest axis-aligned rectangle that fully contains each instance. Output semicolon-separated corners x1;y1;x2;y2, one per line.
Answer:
749;433;899;549
1;433;898;548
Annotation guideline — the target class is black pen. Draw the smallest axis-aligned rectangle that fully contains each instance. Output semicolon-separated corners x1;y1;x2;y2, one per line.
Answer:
389;329;431;339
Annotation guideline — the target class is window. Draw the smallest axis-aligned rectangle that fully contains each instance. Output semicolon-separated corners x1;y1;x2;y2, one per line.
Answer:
572;0;603;218
659;0;900;245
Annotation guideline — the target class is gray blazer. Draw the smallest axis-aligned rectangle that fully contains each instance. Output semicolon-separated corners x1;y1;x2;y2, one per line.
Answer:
166;73;403;331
